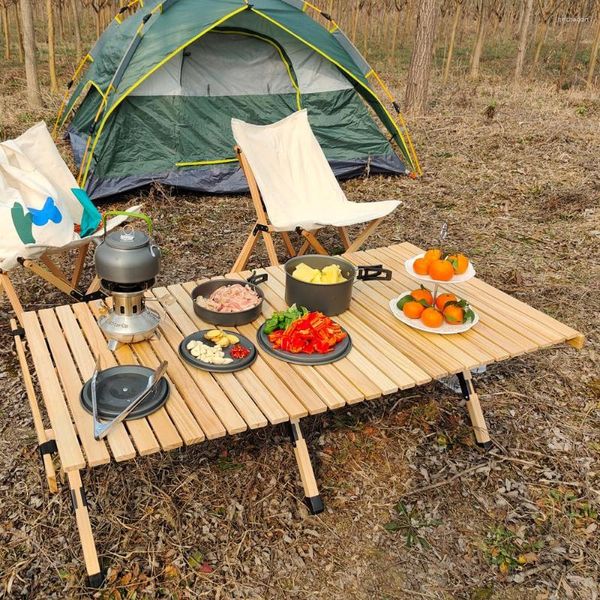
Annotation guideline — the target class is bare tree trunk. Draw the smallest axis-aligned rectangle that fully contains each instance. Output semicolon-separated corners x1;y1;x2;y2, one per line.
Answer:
566;1;589;75
470;0;486;78
443;0;462;83
533;19;549;65
404;0;439;114
1;4;10;60
19;0;42;107
587;11;600;86
389;8;401;66
514;0;534;81
351;1;359;43
94;9;101;39
516;1;526;37
15;2;24;62
46;0;58;92
57;1;65;44
71;0;82;57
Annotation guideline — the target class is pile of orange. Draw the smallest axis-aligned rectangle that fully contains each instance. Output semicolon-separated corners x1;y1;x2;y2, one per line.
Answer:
413;248;470;281
397;287;475;329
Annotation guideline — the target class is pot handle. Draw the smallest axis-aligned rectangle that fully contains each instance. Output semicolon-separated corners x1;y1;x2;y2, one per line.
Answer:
356;265;392;281
102;210;153;237
246;271;268;286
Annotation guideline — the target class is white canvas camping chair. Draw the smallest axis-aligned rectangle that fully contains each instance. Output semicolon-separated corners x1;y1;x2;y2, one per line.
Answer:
230;109;400;272
0;121;141;325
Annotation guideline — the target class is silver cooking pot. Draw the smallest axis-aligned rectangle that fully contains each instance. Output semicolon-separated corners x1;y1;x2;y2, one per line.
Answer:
94;211;161;284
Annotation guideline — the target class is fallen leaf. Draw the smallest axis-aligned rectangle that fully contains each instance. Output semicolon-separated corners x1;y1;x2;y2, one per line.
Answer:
164;564;179;579
518;552;538;564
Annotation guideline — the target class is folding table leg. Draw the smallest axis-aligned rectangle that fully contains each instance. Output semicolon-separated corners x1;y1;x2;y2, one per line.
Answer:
67;470;104;588
11;319;58;492
287;420;324;515
1;274;25;326
456;370;493;450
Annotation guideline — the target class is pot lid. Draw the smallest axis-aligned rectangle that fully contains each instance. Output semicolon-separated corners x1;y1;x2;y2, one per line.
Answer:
105;228;149;250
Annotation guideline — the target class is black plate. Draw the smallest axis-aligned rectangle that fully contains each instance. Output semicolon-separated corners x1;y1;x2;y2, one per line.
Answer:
256;323;352;365
179;330;257;373
80;365;170;420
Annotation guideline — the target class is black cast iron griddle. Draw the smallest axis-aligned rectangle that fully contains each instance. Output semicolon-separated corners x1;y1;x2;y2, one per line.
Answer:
255;323;352;365
179;330;257;373
80;365;170;420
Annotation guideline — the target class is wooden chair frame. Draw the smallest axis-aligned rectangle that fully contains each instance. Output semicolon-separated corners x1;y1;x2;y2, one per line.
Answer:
1;242;102;327
230;146;386;273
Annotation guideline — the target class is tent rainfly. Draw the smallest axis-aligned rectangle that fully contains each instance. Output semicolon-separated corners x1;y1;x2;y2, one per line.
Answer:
56;0;420;200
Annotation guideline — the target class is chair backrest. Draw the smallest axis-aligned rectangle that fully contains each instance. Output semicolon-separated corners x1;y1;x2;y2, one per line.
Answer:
231;110;348;230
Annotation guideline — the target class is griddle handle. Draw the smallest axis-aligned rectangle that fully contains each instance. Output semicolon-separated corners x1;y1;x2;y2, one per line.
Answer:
247;271;268;286
357;265;392;281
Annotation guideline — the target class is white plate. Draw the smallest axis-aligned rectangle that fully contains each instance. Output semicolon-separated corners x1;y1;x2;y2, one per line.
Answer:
389;293;479;335
404;253;476;284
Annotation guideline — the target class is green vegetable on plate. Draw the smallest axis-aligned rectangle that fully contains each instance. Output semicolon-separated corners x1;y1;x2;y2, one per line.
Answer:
263;304;309;334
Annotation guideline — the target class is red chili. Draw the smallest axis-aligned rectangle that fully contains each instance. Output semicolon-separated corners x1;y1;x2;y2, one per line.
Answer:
267;311;346;354
230;344;250;359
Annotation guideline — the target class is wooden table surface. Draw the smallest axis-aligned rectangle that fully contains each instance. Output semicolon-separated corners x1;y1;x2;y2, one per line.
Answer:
19;242;584;474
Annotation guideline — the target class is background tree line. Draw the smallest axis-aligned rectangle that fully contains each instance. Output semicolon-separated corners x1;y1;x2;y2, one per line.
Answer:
0;0;599;113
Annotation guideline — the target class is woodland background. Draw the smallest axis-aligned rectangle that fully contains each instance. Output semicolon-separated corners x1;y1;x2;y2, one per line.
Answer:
0;1;599;599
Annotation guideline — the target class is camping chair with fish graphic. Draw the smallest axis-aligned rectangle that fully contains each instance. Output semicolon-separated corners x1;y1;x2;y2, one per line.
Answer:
230;109;401;272
0;122;141;325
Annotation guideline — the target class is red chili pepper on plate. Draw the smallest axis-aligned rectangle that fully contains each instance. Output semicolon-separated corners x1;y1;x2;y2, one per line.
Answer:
230;344;250;359
267;311;346;354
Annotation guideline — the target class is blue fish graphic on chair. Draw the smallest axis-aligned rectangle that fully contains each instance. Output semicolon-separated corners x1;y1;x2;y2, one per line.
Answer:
11;197;63;244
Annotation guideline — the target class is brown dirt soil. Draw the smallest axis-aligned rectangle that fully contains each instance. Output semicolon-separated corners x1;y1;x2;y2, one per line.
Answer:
0;57;599;599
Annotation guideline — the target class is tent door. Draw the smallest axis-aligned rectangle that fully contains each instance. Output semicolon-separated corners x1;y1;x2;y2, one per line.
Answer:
177;29;302;168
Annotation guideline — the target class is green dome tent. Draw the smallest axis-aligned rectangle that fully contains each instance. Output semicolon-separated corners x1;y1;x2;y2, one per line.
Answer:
57;0;420;200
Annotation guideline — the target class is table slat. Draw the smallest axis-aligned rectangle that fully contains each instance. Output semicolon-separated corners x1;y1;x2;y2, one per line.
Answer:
383;245;568;351
261;269;397;396
395;242;581;341
71;303;161;456
21;312;85;471
169;283;294;424
346;251;494;369
152;288;260;431
55;305;139;460
38;309;111;467
86;301;204;447
362;248;517;361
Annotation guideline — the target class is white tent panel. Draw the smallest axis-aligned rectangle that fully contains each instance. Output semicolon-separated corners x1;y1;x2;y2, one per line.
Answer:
226;11;353;93
132;52;182;96
130;13;353;98
182;33;295;97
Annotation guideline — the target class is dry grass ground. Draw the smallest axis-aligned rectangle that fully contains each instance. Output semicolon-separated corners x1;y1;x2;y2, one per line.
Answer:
0;49;599;599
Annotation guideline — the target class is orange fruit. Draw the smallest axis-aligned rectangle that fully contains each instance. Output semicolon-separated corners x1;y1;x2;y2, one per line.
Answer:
424;248;442;264
435;292;457;311
411;287;433;306
413;257;430;275
443;303;465;325
447;253;469;275
403;301;425;319
428;259;454;281
421;307;444;328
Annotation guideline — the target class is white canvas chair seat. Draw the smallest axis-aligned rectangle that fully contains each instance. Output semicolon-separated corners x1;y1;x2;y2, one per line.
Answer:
230;110;400;271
